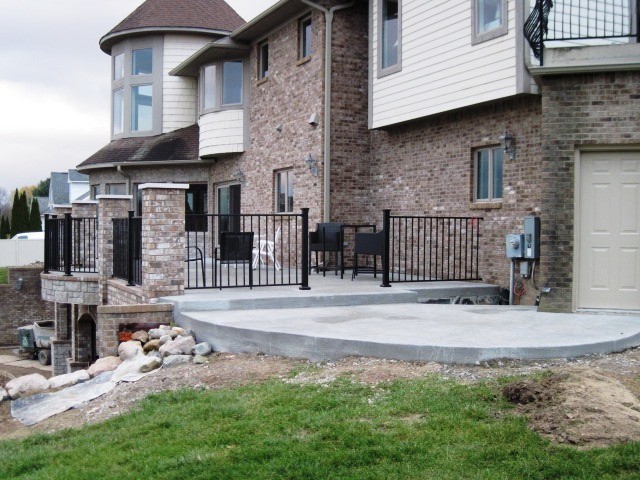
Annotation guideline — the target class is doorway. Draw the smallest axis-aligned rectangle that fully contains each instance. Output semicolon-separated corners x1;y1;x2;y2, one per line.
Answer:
216;183;242;243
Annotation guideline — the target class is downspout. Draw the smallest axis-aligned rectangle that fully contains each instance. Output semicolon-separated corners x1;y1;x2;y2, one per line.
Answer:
300;0;355;222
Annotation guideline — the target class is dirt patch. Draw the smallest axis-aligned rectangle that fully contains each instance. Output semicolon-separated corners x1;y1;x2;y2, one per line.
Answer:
1;348;639;448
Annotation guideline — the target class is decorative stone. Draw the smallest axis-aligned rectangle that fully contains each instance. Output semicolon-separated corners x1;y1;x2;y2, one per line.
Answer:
192;342;212;356
172;327;186;336
48;372;80;390
147;350;162;360
6;374;50;399
163;355;192;368
143;339;161;352
159;335;172;346
182;329;196;338
132;330;149;344
118;341;143;361
87;356;122;377
0;388;8;402
139;355;162;373
72;370;91;383
148;328;166;339
193;355;208;365
159;325;172;331
159;335;196;357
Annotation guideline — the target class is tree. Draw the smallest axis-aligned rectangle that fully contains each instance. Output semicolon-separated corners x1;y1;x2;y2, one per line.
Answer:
10;189;30;237
32;178;50;197
29;197;42;231
0;215;9;239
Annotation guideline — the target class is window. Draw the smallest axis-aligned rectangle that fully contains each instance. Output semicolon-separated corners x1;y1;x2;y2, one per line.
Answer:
471;0;508;44
258;41;269;80
378;0;401;76
186;184;208;232
222;61;243;105
474;147;503;202
106;183;127;195
113;53;124;80
113;89;124;134
90;185;98;200
203;65;216;110
275;170;294;213
131;84;153;132
299;17;312;59
132;48;153;75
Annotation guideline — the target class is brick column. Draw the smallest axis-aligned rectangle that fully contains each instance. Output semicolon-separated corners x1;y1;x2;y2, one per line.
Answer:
71;200;98;218
139;183;188;300
96;195;133;304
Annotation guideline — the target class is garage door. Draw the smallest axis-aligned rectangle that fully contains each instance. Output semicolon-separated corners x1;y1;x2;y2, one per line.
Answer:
578;152;640;310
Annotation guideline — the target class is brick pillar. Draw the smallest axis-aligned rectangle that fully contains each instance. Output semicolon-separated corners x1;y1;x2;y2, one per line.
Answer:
51;340;71;376
139;183;189;300
71;200;98;218
96;195;133;304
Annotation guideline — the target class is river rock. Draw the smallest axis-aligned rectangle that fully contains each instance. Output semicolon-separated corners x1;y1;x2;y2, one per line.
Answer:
72;370;91;383
6;373;50;399
48;372;79;390
132;330;149;344
159;335;196;357
163;355;192;368
0;388;8;401
139;355;162;373
87;356;122;377
193;354;209;365
143;339;161;352
192;342;212;356
118;341;143;361
159;335;172;346
182;329;196;339
159;324;172;331
172;327;186;336
148;328;166;339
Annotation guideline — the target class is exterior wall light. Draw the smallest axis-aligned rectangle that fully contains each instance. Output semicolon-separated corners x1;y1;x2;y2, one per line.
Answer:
232;169;246;185
16;277;24;291
499;130;516;161
305;154;318;176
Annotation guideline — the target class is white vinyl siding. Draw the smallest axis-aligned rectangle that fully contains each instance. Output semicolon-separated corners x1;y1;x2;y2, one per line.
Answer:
371;0;520;129
198;110;245;157
163;34;211;133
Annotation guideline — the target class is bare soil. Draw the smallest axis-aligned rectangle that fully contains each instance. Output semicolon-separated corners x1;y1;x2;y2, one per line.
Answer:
1;348;639;449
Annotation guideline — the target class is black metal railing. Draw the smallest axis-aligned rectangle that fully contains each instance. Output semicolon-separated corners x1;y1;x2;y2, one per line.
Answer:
185;209;309;289
380;210;483;285
44;214;98;275
525;0;639;64
112;212;142;286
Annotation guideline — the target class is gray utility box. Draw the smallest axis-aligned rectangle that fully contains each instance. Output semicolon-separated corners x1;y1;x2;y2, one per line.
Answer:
505;233;525;259
523;216;541;259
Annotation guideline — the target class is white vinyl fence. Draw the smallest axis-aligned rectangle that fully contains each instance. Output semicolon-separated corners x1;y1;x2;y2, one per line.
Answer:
0;239;44;267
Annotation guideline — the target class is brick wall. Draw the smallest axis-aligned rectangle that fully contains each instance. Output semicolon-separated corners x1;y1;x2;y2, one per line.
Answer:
539;71;640;312
0;266;55;346
106;279;145;305
41;273;100;305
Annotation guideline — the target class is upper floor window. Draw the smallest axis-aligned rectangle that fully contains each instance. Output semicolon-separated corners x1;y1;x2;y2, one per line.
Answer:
474;147;503;202
299;16;312;60
378;0;401;76
200;60;244;113
258;41;269;80
471;0;508;44
110;37;162;138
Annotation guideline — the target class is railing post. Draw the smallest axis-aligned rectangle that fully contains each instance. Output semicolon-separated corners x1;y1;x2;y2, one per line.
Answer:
64;213;72;276
538;0;544;66
127;210;135;286
381;209;391;287
44;214;50;273
300;208;311;290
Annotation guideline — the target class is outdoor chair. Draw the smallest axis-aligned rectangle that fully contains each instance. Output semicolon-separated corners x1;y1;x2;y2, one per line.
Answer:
215;231;255;289
309;222;343;276
252;226;281;271
352;230;385;280
185;245;206;287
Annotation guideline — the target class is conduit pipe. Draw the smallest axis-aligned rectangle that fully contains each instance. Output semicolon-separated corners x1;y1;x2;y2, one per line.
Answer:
300;0;355;222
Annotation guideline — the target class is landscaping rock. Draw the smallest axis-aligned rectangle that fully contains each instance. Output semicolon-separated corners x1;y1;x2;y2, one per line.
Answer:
118;341;143;361
147;350;162;360
139;355;162;373
143;339;161;352
0;388;8;402
132;330;149;344
87;356;122;377
148;328;166;339
159;325;172;331
159;335;196;357
48;372;80;390
182;329;196;339
72;370;91;383
193;355;208;365
163;355;192;368
172;327;186;336
159;335;172;346
192;342;212;356
6;374;50;399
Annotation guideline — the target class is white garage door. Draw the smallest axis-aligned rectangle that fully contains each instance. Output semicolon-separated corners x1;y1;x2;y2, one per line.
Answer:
578;152;640;310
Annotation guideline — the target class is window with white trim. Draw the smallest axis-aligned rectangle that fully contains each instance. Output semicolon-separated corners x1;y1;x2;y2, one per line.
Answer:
299;16;312;60
378;0;401;76
275;169;294;213
258;41;269;80
471;0;508;44
200;60;244;113
474;147;503;202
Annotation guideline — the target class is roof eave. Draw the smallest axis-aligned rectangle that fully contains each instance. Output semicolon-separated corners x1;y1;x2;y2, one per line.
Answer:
170;41;251;76
99;27;232;54
77;159;213;173
231;0;309;42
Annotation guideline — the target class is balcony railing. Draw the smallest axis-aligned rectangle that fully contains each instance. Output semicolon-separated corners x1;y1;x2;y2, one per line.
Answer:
44;214;98;275
525;0;639;64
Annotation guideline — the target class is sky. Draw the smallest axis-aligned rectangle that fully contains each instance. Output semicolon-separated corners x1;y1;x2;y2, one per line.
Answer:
0;0;278;194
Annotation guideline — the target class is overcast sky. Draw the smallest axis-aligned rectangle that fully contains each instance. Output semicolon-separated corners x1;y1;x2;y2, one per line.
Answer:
0;0;278;194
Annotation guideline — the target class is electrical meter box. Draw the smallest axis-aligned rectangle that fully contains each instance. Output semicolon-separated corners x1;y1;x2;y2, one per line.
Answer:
505;234;525;258
523;216;540;259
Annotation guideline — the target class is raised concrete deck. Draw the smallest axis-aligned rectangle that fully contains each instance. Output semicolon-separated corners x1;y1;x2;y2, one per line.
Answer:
160;277;640;364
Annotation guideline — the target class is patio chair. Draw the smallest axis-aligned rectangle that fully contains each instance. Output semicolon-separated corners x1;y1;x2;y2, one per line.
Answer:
215;231;254;289
352;230;385;280
309;222;343;276
252;226;281;271
185;245;206;287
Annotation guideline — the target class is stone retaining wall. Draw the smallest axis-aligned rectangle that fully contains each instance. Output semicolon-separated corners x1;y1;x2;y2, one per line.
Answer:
41;273;100;305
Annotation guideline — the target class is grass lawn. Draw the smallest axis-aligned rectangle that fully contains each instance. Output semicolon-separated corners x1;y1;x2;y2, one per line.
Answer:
0;267;7;284
1;378;639;480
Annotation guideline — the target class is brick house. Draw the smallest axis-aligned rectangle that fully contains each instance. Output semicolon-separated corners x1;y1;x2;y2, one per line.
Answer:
41;0;639;375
